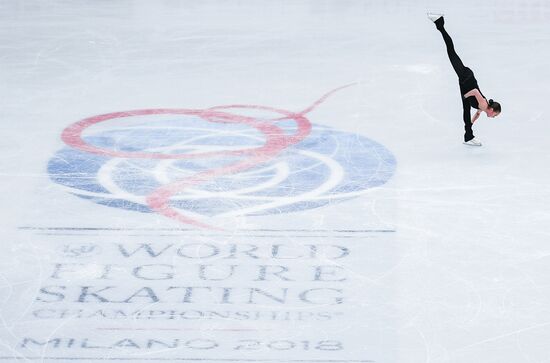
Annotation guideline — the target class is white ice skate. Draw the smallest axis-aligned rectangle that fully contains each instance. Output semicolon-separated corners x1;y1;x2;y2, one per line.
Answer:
427;12;444;23
463;138;482;146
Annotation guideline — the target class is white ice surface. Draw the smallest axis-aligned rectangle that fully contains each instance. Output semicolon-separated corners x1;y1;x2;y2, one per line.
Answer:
1;1;550;362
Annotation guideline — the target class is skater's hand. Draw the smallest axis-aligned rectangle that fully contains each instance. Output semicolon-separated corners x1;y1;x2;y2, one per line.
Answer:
471;110;481;124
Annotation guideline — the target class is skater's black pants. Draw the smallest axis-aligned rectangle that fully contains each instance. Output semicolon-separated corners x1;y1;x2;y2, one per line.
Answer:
438;25;476;142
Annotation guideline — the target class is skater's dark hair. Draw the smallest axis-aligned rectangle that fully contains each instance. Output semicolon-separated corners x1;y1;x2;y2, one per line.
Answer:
488;99;501;113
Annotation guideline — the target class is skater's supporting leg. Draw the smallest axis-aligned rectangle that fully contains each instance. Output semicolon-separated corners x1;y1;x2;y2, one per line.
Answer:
462;96;474;142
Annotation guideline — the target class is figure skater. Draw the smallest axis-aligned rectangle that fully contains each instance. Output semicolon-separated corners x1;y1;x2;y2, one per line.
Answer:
428;14;501;146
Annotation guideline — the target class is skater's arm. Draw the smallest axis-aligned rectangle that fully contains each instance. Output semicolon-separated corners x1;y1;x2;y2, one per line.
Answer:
471;110;481;124
463;89;489;110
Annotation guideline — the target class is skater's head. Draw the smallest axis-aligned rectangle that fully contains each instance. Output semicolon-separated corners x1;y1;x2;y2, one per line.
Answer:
486;99;501;118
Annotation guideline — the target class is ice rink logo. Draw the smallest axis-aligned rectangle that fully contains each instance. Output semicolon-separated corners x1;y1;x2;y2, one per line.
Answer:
48;86;396;229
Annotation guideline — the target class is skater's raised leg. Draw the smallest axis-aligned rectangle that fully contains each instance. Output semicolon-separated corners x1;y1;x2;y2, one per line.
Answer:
429;15;467;79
